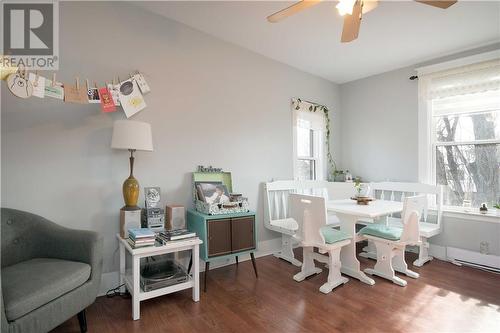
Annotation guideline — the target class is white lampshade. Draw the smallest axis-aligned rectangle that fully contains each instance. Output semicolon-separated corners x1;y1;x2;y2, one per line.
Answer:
111;120;153;151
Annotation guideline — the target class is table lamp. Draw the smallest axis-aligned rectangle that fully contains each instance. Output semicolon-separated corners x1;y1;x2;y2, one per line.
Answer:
111;120;153;210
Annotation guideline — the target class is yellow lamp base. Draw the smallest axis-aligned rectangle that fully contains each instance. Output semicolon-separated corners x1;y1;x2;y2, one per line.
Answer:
123;175;140;209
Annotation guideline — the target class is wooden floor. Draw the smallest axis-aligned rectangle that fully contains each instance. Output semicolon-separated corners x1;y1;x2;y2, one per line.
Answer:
53;245;500;333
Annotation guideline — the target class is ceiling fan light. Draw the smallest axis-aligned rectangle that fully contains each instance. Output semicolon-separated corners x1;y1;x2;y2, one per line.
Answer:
336;0;357;16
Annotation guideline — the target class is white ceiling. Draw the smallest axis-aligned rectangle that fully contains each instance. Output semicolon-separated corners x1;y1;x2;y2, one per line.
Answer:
135;1;500;83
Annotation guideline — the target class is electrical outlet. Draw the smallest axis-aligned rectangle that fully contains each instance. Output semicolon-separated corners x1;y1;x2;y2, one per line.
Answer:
480;241;489;255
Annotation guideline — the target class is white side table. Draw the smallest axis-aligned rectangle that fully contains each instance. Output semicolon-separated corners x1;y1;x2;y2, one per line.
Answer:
116;234;202;320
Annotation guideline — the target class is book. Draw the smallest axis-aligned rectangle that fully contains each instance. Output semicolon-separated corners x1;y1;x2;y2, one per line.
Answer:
128;228;156;239
160;229;196;241
127;238;155;248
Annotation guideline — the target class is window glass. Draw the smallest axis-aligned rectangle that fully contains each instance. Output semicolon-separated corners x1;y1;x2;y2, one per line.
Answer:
297;127;312;157
297;159;315;180
436;143;499;207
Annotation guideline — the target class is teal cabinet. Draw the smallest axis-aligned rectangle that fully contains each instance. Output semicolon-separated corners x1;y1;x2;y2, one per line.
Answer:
187;209;258;291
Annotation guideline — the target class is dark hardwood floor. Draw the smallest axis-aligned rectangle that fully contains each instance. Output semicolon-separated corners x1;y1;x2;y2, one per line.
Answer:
53;245;500;333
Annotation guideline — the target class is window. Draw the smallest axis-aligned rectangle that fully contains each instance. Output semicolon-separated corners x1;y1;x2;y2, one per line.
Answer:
418;55;500;209
293;107;325;180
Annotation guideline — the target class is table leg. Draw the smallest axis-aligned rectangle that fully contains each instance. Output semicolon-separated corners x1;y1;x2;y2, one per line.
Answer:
119;242;125;293
192;245;200;302
132;256;141;320
336;213;375;286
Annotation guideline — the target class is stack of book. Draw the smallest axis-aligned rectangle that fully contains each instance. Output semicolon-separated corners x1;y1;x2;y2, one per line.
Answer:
157;229;196;244
128;228;156;248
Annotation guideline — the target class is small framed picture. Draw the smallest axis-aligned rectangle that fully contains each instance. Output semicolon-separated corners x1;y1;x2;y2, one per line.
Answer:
196;182;230;204
144;187;161;208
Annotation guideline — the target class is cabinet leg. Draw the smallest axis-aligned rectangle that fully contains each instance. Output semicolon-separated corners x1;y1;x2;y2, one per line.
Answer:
204;261;210;292
235;256;238;265
250;252;258;278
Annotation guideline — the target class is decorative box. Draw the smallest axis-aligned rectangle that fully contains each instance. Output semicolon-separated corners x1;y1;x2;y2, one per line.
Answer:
193;171;249;215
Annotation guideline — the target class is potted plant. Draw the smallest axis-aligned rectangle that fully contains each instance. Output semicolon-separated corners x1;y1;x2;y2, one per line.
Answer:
332;169;345;182
354;177;363;197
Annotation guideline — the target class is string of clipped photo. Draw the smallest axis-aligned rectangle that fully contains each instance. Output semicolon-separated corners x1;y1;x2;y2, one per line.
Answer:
3;65;151;118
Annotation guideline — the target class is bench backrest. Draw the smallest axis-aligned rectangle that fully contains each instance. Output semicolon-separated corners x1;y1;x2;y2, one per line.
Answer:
263;180;329;227
290;194;328;246
400;195;427;244
369;182;443;227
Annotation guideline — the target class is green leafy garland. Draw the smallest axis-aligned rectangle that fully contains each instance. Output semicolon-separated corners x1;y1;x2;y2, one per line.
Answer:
292;98;337;177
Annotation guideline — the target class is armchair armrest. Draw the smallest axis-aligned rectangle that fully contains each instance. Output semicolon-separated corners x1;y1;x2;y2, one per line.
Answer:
35;222;103;281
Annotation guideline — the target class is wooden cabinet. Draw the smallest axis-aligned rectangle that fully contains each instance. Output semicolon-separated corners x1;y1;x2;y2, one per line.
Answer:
231;216;255;253
206;216;255;257
187;210;258;291
207;219;232;257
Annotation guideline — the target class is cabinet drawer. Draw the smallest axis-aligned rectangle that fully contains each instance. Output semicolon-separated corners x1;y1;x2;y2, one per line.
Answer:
207;219;232;257
231;216;255;253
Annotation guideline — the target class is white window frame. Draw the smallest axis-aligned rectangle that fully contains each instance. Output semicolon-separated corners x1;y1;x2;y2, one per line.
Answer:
417;50;500;218
292;109;326;181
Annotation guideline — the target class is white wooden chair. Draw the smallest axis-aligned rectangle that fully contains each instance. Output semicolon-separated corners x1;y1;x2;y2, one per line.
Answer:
263;180;331;267
361;182;443;267
359;195;426;286
289;193;351;294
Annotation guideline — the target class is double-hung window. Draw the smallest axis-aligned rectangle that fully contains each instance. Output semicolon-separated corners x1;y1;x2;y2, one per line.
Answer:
418;55;500;209
293;106;325;180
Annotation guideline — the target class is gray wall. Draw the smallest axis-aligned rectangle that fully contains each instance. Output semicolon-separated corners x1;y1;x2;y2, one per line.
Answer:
339;66;418;182
1;2;341;276
339;43;500;256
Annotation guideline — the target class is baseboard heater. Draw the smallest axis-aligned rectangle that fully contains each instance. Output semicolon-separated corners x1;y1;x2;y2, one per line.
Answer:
446;246;500;273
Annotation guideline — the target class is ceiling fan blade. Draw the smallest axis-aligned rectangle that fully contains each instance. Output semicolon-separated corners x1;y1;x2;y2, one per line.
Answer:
341;0;363;43
415;1;457;9
362;0;379;14
267;0;323;23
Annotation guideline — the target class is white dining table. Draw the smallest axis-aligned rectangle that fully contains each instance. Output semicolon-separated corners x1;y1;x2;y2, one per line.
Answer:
327;199;404;285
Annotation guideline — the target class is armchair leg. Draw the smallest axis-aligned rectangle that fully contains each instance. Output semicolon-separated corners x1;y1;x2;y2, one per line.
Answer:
77;309;87;333
273;234;302;267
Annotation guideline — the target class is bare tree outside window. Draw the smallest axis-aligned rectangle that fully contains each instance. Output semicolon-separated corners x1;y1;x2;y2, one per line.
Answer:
434;92;500;208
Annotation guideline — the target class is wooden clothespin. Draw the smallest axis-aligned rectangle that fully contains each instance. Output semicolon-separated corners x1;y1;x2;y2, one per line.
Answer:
94;81;98;89
86;79;90;92
76;77;80;91
52;73;56;87
34;70;40;87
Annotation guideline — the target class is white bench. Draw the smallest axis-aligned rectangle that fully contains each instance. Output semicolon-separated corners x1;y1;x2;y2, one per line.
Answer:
360;182;443;267
263;180;357;266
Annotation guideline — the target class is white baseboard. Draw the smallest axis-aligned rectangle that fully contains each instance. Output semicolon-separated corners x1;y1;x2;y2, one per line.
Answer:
447;246;500;270
98;237;282;296
429;244;500;271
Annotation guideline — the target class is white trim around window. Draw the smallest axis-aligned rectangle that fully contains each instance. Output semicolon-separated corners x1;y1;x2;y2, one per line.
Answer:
292;108;326;181
417;52;500;214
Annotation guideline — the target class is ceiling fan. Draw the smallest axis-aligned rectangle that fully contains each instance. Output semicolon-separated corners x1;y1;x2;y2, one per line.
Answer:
267;0;457;43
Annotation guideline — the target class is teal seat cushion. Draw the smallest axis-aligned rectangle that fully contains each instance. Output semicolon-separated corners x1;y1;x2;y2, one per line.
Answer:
2;258;91;321
359;224;402;241
320;226;351;244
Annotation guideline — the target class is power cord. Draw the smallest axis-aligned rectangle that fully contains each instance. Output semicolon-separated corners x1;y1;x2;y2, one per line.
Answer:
106;284;131;299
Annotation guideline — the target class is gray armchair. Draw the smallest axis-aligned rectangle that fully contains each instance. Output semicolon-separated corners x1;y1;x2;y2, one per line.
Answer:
1;208;103;333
